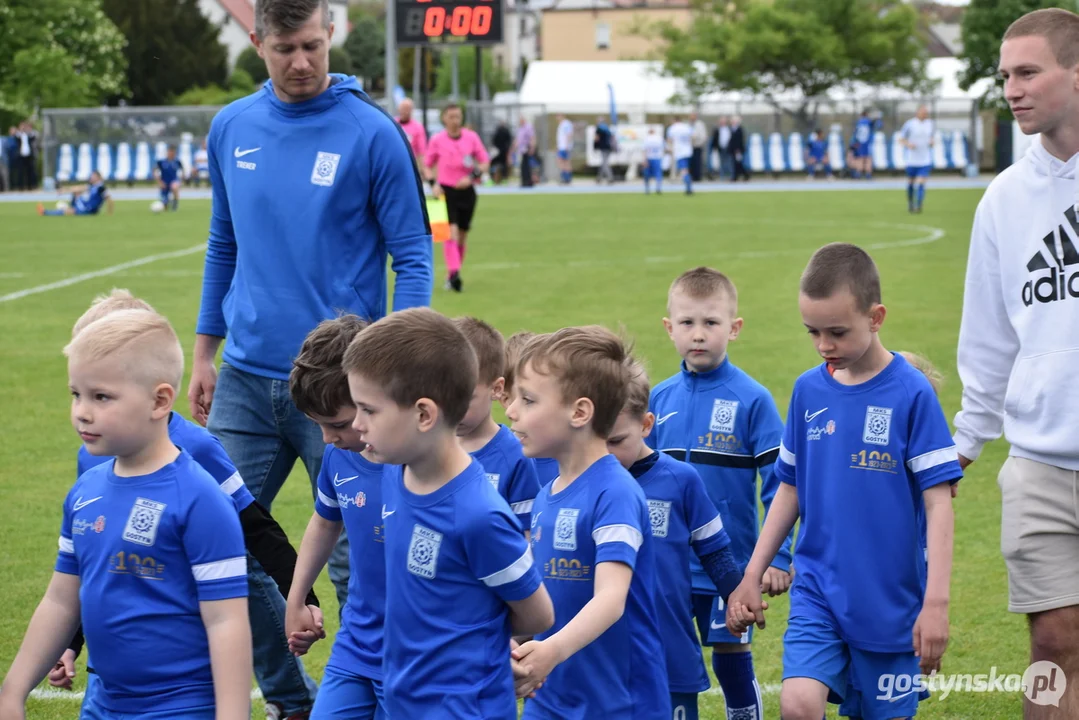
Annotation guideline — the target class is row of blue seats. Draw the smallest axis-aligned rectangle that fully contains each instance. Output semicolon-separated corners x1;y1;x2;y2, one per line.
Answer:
745;129;970;174
55;141;204;183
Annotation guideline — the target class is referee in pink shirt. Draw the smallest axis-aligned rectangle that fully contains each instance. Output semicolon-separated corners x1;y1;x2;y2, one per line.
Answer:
424;103;490;293
396;98;427;165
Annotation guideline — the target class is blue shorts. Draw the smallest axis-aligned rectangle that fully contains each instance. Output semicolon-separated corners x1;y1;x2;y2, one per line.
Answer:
311;665;386;720
676;157;691;171
906;165;931;178
670;692;699;720
557;149;570;160
852;143;871;158
80;673;214;720
783;615;926;720
646;159;663;179
807;157;829;169
692;593;753;646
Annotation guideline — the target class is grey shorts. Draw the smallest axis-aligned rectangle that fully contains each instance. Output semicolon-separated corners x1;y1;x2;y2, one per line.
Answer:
998;456;1079;613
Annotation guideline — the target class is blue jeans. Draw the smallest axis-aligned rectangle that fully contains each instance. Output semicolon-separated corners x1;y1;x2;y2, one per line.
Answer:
208;362;350;714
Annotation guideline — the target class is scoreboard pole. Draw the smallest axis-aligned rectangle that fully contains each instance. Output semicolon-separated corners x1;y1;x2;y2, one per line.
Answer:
386;0;398;114
475;48;484;140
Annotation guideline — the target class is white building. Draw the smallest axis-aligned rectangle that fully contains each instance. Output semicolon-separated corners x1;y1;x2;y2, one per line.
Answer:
198;0;349;67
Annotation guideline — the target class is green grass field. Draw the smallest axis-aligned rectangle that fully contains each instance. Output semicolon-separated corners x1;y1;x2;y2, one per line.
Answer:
0;187;1026;719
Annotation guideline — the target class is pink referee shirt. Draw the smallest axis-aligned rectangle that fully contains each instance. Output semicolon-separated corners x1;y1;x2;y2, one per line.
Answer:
397;117;427;160
425;129;490;187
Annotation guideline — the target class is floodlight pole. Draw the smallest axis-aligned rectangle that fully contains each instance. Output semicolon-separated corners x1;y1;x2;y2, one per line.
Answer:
386;0;398;113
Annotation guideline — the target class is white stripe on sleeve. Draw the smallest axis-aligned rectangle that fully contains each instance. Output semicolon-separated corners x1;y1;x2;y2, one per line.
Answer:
690;514;725;543
480;548;534;588
510;499;534;516
907;446;959;474
192;557;247;582
218;471;245;497
592;524;643;551
317;489;339;509
58;536;74;554
778;442;796;466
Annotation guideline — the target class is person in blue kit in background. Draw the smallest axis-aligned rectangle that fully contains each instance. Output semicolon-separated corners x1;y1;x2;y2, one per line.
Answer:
155;146;184;211
186;1;433;718
37;171;113;217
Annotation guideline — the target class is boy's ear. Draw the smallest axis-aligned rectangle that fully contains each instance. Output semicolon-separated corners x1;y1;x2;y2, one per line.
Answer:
491;377;506;400
729;317;744;340
869;303;887;333
569;397;595;430
662;317;674;339
415;397;441;432
151;383;176;420
641;412;656;439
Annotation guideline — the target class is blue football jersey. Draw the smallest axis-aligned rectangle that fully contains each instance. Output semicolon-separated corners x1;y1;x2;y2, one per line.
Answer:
78;412;255;513
524;455;669;720
157;158;183;183
381;460;542;719
470;425;541;527
775;354;962;652
854;117;874;146
637;451;731;693
55;451;248;713
534;456;560;485
648;358;793;591
74;182;108;214
314;446;386;680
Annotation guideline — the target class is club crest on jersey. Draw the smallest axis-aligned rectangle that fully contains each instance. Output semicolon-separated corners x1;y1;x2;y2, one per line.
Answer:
122;498;166;547
863;406;893;446
710;399;738;433
647;500;672;538
407;524;442;579
554;508;580;551
310;151;341;187
486;473;500;490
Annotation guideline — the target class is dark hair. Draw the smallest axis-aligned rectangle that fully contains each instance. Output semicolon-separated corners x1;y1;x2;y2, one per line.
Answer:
1004;8;1079;68
342;308;476;428
290;314;369;417
454;317;505;385
442;102;462;117
255;0;330;39
800;243;881;312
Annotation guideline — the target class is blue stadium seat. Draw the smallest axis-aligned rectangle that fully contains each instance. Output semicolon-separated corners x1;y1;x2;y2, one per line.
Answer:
872;132;890;171
154;141;168;162
75;143;94;182
890;132;907;171
96;143;114;181
114;143;133;183
56;144;75;183
950;131;969;170
134;142;153;181
787;132;805;173
827;130;845;170
179;139;194;180
747;133;766;173
767;132;787;172
933;130;949;170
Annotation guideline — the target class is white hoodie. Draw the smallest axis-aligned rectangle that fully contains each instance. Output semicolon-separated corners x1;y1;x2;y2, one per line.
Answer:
955;136;1079;469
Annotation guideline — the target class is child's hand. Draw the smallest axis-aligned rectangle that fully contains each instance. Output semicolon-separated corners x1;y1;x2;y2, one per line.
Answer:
510;639;544;699
47;649;77;689
285;603;325;657
761;566;793;597
512;639;561;698
913;600;949;676
726;578;768;636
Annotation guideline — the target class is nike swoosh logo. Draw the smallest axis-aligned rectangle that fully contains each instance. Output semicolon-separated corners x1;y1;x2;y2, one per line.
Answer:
656;411;678;425
710;619;726;630
804;407;828;422
333;473;359;487
381;505;395;519
884;689;918;702
234;147;261;158
73;496;103;511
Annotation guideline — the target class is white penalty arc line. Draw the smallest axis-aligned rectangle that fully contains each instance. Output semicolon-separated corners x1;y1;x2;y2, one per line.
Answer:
0;243;207;304
30;687;266;702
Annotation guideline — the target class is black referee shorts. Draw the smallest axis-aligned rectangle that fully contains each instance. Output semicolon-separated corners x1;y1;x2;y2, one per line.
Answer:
440;185;478;231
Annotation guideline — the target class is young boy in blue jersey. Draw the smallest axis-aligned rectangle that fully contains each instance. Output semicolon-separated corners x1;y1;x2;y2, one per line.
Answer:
501;330;560;486
727;243;959;720
607;358;743;720
0;309;253;720
648;266;793;720
850;110;875;179
341;307;554;719
505;327;669;719
805;129;832;180
44;290;320;720
455;317;541;529
38;171;113;216
155;146;183;211
284;314;390;720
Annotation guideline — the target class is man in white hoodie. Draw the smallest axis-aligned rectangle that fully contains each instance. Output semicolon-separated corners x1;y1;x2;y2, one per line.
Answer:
954;9;1079;718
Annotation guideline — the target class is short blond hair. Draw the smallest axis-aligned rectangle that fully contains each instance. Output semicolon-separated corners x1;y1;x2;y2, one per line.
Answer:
668;267;738;315
622;357;651;419
454;317;505;385
1003;8;1079;68
517;326;629;438
72;289;156;337
65;309;184;390
504;331;538;397
899;351;944;394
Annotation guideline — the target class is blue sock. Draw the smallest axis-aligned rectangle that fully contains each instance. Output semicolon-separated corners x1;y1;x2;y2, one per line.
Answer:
644;177;651;193
160;189;169;205
684;173;692;192
916;184;926;208
44;209;66;216
712;650;762;720
670;692;699;720
851;170;860;179
907;183;915;205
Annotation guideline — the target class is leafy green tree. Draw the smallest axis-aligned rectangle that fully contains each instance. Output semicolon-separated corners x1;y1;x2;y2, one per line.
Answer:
435;46;513;99
235;46;270;86
329;46;355;76
345;15;387;88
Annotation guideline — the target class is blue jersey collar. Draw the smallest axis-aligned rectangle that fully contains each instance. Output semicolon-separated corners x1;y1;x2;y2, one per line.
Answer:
263;73;359;118
679;356;734;389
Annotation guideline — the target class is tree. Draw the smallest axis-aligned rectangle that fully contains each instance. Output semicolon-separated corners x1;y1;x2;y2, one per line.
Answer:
958;0;1071;108
329;46;355;76
434;47;514;99
345;16;387;89
642;0;931;132
235;46;270;86
172;67;257;107
0;0;128;126
101;0;229;106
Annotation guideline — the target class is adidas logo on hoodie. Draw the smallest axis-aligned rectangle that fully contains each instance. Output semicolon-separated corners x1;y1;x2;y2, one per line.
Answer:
1022;206;1079;306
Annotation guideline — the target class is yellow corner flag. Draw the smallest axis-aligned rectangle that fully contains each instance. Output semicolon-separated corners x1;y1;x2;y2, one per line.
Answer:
426;196;450;243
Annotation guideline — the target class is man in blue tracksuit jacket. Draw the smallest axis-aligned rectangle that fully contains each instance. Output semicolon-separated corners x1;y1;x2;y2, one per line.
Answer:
188;2;432;716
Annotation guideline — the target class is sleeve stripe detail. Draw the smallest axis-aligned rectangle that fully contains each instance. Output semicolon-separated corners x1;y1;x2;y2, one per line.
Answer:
480;548;534;588
510;499;534;515
192;557;247;582
317;489;339;509
778;442;796;466
755;447;780;467
755;444;781;459
219;471;244;497
592;524;644;551
690;514;725;543
58;536;74;554
907;446;959;473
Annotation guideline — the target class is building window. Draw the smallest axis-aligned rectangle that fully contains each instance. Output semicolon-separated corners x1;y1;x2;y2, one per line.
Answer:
595;22;610;50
